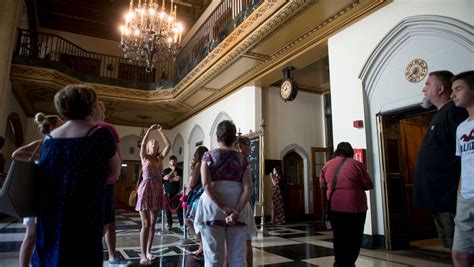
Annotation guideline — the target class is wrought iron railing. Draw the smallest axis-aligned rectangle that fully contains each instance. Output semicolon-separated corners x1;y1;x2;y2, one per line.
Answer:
175;0;262;81
13;29;175;90
12;0;263;89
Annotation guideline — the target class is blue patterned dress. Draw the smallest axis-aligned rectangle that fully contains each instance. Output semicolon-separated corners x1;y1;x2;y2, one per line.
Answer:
32;128;116;267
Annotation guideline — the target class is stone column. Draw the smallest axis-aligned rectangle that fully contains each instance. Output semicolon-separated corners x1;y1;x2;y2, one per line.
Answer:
0;0;22;134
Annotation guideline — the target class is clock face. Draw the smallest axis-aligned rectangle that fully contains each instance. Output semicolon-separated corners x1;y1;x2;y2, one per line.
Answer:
405;58;428;83
280;80;292;99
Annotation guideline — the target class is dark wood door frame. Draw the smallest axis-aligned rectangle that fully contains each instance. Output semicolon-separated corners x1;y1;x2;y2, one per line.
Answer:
283;151;304;219
311;147;332;220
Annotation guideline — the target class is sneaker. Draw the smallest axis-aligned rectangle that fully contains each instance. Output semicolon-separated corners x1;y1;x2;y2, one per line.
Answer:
108;253;133;266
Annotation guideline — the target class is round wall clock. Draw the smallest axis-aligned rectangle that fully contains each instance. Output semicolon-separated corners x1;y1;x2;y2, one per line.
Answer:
405;58;428;83
280;79;298;102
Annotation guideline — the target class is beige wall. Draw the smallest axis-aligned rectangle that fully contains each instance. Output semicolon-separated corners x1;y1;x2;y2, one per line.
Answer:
39;28;123;57
263;86;326;215
328;0;473;236
1;1;29;172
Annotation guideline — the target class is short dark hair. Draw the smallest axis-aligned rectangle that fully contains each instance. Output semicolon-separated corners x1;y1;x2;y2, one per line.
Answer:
169;155;177;161
235;136;250;147
452;70;474;90
429;70;454;94
54;84;97;120
334;142;354;158
216;120;237;146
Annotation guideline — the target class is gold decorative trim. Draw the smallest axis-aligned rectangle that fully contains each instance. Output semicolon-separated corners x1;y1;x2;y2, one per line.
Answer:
242;52;271;61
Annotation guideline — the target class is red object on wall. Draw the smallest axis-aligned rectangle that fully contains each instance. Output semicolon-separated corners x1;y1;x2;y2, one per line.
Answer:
353;149;366;167
353;120;364;128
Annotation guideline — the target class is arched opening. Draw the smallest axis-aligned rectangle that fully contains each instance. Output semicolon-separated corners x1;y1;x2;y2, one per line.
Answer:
282;151;304;220
209;112;232;149
359;15;472;250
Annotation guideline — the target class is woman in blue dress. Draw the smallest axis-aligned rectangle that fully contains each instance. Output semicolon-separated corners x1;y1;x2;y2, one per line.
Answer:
33;84;121;267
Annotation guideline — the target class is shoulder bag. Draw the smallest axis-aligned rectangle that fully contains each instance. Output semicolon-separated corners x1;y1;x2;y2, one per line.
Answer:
0;141;43;218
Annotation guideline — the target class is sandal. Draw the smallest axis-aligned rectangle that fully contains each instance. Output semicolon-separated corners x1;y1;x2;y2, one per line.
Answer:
139;258;151;266
147;254;157;261
192;248;203;256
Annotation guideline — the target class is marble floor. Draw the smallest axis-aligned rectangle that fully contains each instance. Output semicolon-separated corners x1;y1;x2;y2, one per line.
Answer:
0;209;454;266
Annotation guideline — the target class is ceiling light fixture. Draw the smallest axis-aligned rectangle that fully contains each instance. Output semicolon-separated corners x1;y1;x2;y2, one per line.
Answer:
119;0;183;73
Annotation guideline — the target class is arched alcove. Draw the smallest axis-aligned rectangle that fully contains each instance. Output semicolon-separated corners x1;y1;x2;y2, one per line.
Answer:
280;143;311;214
120;134;141;161
358;15;472;245
209;112;232;149
172;133;185;162
187;125;205;180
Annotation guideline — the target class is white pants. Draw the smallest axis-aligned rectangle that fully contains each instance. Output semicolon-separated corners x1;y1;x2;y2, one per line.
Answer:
201;225;247;267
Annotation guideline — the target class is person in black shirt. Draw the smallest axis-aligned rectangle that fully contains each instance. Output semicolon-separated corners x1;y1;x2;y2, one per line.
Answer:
413;70;468;249
162;155;184;229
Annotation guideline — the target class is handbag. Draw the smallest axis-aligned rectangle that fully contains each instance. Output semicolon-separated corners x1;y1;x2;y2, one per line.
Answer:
128;190;137;207
322;157;348;230
0;141;42;218
129;170;143;207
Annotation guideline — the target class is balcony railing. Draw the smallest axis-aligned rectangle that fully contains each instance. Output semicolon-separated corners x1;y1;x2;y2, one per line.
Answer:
175;0;262;81
13;29;175;90
12;0;263;89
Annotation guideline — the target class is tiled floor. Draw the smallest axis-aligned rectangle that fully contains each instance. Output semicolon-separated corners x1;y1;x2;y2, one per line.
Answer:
0;209;454;266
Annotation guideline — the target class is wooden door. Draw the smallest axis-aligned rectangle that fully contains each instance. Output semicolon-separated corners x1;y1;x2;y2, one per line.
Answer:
311;147;332;220
380;116;410;250
115;160;141;207
399;116;437;240
283;151;304;219
378;111;436;250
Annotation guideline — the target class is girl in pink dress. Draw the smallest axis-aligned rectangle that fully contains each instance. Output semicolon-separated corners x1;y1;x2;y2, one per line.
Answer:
136;124;171;265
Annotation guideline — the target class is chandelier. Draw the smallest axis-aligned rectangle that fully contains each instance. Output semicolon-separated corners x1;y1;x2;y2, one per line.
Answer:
119;0;183;73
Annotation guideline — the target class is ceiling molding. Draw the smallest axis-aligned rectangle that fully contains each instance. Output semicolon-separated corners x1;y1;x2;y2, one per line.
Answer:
242;52;271;61
12;0;390;128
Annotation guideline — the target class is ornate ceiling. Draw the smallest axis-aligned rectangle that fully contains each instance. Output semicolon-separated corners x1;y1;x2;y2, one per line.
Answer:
12;0;390;128
32;0;211;40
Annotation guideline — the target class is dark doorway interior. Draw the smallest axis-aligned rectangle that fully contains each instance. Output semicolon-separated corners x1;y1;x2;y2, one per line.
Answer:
380;106;439;250
283;151;304;220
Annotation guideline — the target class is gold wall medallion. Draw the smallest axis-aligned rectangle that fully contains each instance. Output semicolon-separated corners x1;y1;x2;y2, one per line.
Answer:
405;58;428;83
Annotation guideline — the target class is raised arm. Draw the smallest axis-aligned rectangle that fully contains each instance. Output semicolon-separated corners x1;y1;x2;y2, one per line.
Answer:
157;125;171;159
140;124;155;161
269;173;278;187
12;139;42;161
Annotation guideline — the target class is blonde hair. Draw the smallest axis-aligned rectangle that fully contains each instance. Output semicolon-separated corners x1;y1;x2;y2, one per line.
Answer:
34;112;61;135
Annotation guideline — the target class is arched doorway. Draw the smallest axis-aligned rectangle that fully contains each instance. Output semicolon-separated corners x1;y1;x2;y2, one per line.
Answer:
283;151;304;219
